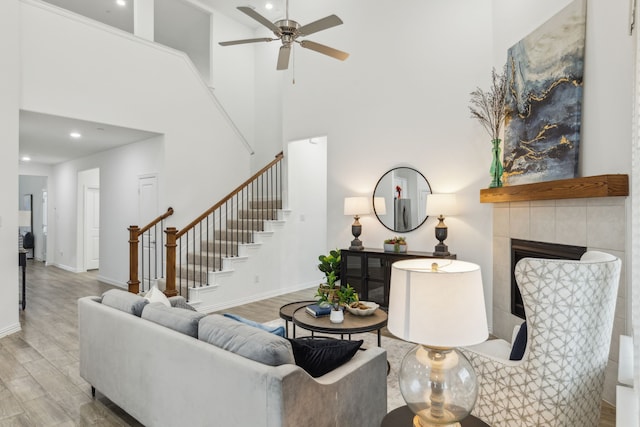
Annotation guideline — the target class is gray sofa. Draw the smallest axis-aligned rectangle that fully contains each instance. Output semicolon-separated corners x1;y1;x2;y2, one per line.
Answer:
78;291;387;427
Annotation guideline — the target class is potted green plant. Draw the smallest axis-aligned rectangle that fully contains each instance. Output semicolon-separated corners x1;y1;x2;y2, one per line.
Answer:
315;249;359;311
384;236;407;253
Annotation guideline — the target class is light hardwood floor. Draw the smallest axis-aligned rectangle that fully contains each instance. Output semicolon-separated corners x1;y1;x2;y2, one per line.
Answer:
0;261;616;426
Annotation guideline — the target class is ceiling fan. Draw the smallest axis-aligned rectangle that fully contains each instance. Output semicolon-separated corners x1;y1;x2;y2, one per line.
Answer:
218;1;349;70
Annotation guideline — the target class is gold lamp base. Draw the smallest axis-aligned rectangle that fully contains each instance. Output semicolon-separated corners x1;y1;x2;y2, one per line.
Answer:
413;415;461;427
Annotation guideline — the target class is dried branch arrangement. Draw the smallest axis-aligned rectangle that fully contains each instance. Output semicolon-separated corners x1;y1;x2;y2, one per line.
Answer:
469;66;507;140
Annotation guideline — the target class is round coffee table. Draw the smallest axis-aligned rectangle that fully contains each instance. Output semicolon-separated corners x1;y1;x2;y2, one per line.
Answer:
279;300;316;338
381;406;489;427
292;305;388;346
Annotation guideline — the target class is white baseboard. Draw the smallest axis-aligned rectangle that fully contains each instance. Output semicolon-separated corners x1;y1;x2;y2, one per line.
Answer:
53;263;83;273
196;282;317;314
96;275;126;288
0;322;21;339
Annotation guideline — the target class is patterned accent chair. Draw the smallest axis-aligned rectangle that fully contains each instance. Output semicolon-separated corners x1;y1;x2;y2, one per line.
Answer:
461;251;621;427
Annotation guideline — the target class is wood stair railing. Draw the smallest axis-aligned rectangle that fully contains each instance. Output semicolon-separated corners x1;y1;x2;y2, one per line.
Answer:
164;152;284;299
128;207;174;294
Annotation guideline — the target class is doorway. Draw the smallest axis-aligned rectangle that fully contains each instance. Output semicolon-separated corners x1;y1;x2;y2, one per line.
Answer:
77;168;100;271
287;136;327;258
84;186;100;270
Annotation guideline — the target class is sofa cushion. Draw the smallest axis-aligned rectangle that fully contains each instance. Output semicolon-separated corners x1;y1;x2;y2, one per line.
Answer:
141;303;206;338
198;315;294;366
101;289;148;317
168;296;197;311
223;313;285;337
288;337;363;377
509;321;527;361
144;286;171;307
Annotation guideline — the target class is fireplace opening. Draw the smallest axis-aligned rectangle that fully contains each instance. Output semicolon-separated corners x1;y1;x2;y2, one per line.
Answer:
510;239;587;319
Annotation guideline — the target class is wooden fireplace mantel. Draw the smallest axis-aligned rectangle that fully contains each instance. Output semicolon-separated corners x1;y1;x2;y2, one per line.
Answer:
479;174;629;203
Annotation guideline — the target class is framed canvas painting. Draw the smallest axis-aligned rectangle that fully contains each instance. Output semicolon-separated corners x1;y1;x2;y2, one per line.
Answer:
503;0;586;185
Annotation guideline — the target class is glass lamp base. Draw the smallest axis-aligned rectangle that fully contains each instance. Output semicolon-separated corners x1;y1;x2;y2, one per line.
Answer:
399;345;478;427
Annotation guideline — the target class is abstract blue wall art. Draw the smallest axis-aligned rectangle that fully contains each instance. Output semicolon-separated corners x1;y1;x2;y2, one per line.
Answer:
503;0;586;186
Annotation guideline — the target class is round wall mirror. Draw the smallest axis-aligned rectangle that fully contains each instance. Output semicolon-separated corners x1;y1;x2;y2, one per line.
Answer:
373;167;431;232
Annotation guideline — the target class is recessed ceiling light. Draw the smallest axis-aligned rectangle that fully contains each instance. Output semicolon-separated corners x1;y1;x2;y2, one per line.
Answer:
70;132;82;138
265;2;273;10
21;156;31;162
116;0;126;6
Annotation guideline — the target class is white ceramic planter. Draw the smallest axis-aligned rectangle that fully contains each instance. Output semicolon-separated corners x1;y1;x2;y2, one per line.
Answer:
330;309;344;324
384;243;407;253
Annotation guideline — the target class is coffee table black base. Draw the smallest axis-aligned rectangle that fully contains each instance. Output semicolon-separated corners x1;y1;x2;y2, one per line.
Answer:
381;406;489;427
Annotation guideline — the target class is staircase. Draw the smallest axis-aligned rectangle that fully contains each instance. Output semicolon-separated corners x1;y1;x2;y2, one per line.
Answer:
177;198;285;289
129;152;287;310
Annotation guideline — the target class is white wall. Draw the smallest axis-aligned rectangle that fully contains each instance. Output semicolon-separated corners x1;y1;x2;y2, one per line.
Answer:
271;0;633;333
211;10;256;153
51;136;163;285
279;0;496;323
0;0;20;337
20;0;251;235
21;1;249;281
155;0;211;84
492;0;633;177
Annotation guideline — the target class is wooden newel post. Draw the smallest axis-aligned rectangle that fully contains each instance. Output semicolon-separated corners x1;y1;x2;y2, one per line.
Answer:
128;226;140;294
165;227;178;297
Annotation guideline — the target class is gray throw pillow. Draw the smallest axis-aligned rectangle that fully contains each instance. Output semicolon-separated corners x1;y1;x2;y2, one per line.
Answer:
101;289;148;317
198;315;295;366
168;296;197;311
141;303;206;338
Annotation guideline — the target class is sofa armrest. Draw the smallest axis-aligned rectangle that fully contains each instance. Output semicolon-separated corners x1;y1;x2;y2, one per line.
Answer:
278;347;388;427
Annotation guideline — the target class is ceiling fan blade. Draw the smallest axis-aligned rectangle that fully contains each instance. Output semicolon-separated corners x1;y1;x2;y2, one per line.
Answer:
237;6;281;34
276;45;292;70
219;37;274;46
299;40;349;61
298;15;343;36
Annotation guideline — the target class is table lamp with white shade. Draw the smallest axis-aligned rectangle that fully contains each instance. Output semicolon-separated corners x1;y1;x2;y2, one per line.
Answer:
344;196;371;250
388;258;488;427
425;194;458;256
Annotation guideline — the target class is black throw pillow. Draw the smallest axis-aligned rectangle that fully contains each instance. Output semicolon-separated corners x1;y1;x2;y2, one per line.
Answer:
288;337;363;377
509;321;527;361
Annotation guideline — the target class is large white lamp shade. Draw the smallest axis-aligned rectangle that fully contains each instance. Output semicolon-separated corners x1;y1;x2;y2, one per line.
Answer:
388;259;487;347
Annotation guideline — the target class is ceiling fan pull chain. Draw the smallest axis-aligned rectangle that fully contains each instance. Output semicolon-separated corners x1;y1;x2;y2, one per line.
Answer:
292;44;296;84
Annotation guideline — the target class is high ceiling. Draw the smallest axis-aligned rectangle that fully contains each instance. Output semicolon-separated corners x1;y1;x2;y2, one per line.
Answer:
22;0;286;166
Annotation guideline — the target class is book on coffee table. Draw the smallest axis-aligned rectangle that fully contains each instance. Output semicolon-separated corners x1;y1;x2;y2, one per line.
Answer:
305;304;332;318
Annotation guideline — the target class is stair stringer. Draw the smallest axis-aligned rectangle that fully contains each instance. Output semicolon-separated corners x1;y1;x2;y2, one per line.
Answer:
188;209;317;313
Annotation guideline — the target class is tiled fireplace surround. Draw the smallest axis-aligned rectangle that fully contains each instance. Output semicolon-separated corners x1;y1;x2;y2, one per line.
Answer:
491;196;627;404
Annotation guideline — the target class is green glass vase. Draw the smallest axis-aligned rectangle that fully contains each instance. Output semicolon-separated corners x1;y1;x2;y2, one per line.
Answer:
489;138;504;188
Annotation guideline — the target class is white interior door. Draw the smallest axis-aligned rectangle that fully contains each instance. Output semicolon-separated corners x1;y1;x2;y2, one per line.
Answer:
84;186;100;270
138;175;158;289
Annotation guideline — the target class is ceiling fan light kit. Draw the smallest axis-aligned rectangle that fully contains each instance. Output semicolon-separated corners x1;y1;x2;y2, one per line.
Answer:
219;2;349;70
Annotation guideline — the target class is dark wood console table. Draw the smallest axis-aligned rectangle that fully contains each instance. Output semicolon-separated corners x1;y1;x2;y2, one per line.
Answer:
340;248;456;308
